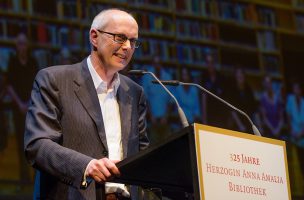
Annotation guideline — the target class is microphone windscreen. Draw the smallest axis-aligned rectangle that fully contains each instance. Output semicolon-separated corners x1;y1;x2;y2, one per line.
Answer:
128;70;146;76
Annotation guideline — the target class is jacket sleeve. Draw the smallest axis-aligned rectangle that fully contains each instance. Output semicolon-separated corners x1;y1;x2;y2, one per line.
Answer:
24;69;92;189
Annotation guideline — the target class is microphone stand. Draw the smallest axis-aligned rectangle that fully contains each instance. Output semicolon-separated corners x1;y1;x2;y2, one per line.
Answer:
152;80;262;137
128;70;189;128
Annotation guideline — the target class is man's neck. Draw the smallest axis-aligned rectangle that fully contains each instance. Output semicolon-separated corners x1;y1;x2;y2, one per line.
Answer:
90;54;115;86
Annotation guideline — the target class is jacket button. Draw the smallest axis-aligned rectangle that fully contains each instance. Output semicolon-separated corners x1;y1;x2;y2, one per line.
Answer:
103;151;108;157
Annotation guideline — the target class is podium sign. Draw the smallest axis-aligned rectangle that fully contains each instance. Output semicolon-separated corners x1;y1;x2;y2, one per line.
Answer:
115;123;291;200
194;123;291;200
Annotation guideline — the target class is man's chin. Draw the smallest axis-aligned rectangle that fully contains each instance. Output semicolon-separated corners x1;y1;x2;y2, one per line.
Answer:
112;63;127;72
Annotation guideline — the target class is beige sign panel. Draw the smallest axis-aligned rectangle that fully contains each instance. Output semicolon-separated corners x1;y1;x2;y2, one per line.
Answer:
194;123;291;200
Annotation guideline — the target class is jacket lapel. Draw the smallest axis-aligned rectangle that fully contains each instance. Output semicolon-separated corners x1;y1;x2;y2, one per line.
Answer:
117;76;132;159
73;59;108;150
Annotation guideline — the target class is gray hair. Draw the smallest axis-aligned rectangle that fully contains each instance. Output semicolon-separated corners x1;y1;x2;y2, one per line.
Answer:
90;8;134;32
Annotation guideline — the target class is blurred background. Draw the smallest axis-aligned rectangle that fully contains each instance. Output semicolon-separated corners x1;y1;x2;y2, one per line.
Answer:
0;0;304;199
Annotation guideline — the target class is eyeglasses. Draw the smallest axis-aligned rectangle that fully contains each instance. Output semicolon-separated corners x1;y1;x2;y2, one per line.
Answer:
97;30;140;49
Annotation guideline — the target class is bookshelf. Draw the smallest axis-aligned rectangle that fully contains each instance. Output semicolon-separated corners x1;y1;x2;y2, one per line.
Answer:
1;0;304;83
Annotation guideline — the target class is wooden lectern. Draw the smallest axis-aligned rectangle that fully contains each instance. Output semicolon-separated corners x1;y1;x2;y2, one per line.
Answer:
114;124;291;200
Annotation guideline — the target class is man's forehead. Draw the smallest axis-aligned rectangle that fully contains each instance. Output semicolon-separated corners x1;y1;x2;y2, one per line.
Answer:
103;15;138;37
104;10;131;20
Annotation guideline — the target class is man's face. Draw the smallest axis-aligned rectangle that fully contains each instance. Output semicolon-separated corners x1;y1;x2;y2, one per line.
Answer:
236;69;244;84
92;12;138;73
16;34;28;55
264;77;272;91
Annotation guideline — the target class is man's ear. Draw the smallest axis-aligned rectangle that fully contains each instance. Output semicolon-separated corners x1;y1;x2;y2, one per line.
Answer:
90;29;98;50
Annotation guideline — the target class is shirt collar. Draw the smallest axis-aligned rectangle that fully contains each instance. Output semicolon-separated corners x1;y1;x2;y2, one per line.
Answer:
87;56;120;95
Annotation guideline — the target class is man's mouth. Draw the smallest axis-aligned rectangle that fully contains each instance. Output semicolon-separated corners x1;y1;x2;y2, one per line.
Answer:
114;53;127;59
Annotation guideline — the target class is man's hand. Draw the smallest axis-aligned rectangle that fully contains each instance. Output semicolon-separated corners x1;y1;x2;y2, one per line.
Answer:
86;158;120;183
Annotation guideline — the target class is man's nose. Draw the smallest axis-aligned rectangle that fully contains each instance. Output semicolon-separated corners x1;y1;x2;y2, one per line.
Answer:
122;39;132;49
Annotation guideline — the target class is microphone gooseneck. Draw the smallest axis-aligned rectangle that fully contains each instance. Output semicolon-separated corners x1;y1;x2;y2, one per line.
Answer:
152;80;262;137
151;80;180;86
128;70;189;128
127;70;147;76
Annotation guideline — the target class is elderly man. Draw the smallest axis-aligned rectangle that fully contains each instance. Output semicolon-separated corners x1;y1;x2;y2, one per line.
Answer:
24;8;149;200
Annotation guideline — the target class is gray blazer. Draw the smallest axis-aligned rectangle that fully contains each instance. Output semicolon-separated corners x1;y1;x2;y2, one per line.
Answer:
24;59;149;200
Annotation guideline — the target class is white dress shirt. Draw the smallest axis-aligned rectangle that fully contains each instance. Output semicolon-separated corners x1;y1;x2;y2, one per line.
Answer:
86;56;129;197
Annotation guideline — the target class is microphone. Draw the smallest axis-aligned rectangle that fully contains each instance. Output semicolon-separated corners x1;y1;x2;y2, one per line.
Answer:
152;80;262;137
127;69;146;76
128;70;189;128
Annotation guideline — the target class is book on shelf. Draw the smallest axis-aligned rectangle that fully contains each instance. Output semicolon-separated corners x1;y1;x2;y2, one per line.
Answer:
138;13;150;30
204;23;218;40
263;55;280;75
31;22;55;45
0;0;28;12
76;0;86;20
12;0;27;12
295;14;304;32
37;22;48;44
5;19;27;39
134;38;177;62
130;0;170;8
27;0;32;14
134;12;174;33
293;0;304;7
177;19;205;39
256;6;276;27
57;1;63;19
175;0;186;12
57;27;69;47
49;26;57;45
30;22;83;51
177;44;217;65
48;26;81;50
87;3;110;22
0;19;7;39
33;49;52;69
189;0;200;14
176;19;217;40
134;39;150;59
257;31;276;51
218;1;239;21
0;47;15;72
175;0;217;16
218;1;256;24
84;29;90;53
69;28;82;51
57;0;78;19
